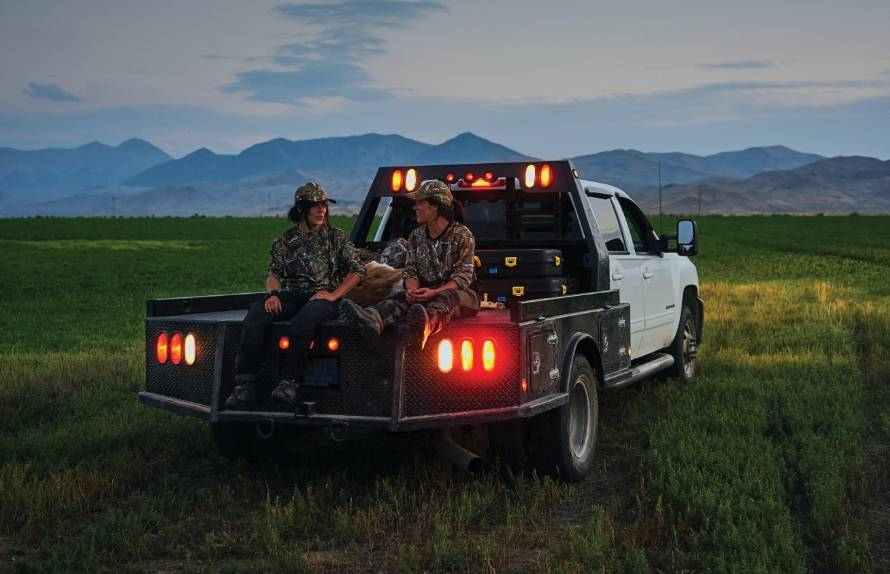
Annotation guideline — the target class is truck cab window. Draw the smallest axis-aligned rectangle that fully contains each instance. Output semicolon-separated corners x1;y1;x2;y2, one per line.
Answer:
586;193;626;253
617;197;658;254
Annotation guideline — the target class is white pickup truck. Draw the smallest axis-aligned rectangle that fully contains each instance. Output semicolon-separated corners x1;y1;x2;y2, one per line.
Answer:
139;161;703;480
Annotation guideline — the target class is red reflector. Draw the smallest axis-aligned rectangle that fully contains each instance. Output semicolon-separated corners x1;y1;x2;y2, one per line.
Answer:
170;332;183;365
437;339;454;373
521;378;528;392
540;164;552;188
482;339;495;372
460;339;473;371
327;338;340;351
156;332;169;364
391;169;403;192
279;337;290;350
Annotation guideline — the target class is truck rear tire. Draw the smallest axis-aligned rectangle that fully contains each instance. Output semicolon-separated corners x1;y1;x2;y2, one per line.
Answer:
531;355;598;481
664;305;697;382
210;422;255;462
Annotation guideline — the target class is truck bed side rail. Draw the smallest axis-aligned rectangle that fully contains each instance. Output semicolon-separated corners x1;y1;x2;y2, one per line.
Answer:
511;290;620;322
147;292;264;318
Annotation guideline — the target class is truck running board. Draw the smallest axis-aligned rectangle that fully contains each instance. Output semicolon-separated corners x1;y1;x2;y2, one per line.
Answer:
602;353;675;391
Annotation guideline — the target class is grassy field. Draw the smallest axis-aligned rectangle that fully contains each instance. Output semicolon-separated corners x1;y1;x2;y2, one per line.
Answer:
1;215;888;573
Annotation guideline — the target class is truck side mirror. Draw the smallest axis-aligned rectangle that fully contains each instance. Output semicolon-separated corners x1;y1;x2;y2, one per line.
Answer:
677;219;698;256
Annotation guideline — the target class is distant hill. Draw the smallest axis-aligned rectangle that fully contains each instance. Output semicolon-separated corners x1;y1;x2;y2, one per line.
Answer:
571;145;824;192
409;132;534;165
0;139;171;201
639;156;890;214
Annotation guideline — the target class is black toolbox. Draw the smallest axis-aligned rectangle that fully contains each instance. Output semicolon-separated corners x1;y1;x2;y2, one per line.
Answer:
477;277;569;304
474;249;563;278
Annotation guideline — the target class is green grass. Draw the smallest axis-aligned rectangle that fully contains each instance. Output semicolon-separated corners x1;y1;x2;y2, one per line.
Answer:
1;215;888;572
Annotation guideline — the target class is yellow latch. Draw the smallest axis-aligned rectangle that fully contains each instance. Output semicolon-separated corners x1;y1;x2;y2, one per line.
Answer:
554;255;561;267
504;256;518;267
512;285;525;297
473;255;481;268
561;284;568;295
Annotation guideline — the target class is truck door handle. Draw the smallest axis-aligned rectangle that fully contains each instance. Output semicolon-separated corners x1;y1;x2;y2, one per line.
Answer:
643;271;654;279
612;271;624;281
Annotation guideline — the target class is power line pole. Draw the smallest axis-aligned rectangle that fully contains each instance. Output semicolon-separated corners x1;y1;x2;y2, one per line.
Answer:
657;160;662;231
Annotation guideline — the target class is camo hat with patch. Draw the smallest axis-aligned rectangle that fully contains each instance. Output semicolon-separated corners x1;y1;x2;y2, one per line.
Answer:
407;179;453;206
294;182;336;204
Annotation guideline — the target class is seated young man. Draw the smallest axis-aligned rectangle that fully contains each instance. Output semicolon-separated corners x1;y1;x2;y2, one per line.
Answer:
342;180;479;351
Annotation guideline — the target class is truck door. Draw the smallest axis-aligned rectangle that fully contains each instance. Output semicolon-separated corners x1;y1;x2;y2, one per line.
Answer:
615;197;676;354
585;191;646;358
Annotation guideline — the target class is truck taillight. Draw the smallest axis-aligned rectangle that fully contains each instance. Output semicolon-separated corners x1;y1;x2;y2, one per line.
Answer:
460;339;473;371
156;332;169;364
279;336;290;350
405;168;417;192
482;339;496;372
170;332;183;365
524;164;536;188
327;338;340;351
539;164;552;188
391;169;403;192
184;333;196;366
437;339;454;373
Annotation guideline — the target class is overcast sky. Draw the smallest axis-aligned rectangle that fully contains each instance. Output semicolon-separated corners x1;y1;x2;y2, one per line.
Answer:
1;0;889;158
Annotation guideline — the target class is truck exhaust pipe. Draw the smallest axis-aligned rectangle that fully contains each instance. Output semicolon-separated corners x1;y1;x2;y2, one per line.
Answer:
435;428;482;473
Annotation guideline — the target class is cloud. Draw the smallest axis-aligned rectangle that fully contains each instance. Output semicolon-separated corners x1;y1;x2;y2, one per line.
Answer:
23;82;82;102
700;60;774;70
221;1;446;105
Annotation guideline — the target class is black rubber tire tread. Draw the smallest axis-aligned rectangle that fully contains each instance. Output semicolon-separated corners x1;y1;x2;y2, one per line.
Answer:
664;305;696;382
530;355;599;482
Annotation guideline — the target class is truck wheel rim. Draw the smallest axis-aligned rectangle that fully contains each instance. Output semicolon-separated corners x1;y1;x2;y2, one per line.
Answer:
569;376;592;460
683;318;697;379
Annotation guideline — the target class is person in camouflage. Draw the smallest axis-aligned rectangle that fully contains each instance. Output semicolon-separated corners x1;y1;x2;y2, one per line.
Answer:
342;180;480;351
226;183;366;409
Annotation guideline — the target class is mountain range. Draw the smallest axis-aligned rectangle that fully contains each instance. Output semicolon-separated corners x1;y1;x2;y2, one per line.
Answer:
0;132;886;216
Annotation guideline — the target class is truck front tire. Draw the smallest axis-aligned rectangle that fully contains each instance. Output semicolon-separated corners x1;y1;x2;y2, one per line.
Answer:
665;305;697;382
532;355;599;481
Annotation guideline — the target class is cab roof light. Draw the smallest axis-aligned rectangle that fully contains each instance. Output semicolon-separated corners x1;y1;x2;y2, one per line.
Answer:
391;169;403;192
437;339;454;373
540;164;553;188
405;168;418;192
524;164;536;188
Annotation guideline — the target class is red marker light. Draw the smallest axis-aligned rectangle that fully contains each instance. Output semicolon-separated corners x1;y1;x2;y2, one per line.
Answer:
540;164;552;188
391;169;403;192
460;339;473;371
465;172;475;182
170;332;183;365
446;173;455;183
327;338;340;352
484;171;494;182
156;332;169;364
521;378;528;392
437;339;454;373
482;339;495;372
278;336;290;350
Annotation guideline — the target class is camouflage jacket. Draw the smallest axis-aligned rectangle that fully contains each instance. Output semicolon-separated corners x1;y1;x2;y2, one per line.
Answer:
267;225;366;293
403;222;476;290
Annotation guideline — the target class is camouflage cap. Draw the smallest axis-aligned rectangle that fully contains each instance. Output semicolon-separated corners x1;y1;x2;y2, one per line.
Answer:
407;179;453;206
294;182;336;204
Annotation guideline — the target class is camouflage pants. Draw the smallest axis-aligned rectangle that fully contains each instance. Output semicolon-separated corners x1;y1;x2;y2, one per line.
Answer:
371;288;480;334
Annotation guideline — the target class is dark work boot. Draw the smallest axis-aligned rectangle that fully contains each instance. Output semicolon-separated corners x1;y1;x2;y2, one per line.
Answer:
225;375;256;409
405;304;431;352
270;379;299;406
340;299;383;338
